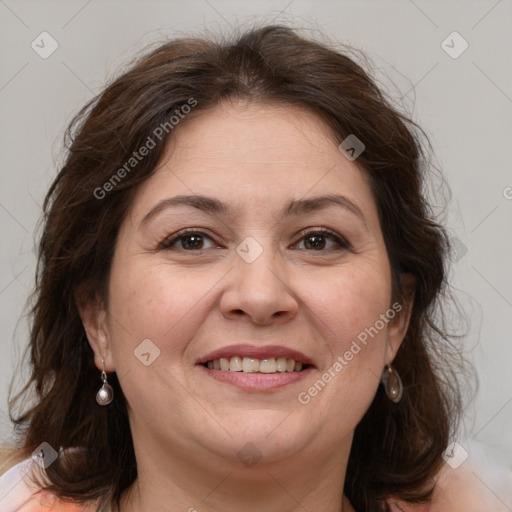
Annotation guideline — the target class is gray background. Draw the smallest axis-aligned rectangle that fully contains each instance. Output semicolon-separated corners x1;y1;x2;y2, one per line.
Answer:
1;0;511;471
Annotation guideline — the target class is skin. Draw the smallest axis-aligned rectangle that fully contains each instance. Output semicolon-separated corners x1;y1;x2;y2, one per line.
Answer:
80;100;414;512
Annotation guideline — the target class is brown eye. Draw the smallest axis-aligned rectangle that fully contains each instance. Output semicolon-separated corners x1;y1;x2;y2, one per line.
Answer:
160;230;217;251
304;234;327;250
180;234;205;250
294;229;350;251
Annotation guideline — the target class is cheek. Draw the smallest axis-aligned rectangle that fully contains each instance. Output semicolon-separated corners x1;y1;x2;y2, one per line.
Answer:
106;259;215;360
306;264;392;351
298;266;393;426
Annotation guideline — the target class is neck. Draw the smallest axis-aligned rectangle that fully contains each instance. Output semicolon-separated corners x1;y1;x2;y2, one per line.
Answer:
119;439;353;512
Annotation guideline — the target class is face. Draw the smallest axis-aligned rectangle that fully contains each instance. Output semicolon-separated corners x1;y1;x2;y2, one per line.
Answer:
83;101;411;473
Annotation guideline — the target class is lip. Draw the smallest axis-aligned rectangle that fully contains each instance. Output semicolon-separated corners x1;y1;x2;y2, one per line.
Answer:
196;344;315;392
197;344;314;366
199;364;314;391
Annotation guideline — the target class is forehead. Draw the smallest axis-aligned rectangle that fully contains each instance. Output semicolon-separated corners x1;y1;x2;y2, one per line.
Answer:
126;101;378;225
165;100;340;168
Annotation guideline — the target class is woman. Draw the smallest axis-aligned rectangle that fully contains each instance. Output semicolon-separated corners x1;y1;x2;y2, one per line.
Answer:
0;24;491;511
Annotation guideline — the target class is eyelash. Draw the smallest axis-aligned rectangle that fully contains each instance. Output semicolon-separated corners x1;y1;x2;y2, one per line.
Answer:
158;227;350;252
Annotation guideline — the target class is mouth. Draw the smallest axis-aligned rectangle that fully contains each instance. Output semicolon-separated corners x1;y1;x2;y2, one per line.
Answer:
202;357;310;373
196;344;315;391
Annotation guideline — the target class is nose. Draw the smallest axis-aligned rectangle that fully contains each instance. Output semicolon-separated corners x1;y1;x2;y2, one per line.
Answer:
220;244;299;326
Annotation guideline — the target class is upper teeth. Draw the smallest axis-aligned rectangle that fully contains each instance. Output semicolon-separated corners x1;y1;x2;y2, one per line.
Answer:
206;357;303;373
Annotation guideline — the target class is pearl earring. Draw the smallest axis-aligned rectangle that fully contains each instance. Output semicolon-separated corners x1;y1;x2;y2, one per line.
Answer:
381;364;403;403
96;359;114;406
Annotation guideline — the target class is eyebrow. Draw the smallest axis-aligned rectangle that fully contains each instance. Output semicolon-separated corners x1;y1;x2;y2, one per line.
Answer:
140;194;367;227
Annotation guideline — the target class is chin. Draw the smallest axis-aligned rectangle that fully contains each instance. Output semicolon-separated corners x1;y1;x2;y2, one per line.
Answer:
197;411;318;465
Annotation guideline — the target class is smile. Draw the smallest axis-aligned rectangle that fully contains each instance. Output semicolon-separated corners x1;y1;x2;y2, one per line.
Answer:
197;344;315;390
204;356;308;373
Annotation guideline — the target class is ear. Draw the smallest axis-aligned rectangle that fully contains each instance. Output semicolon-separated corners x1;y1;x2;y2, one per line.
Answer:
385;273;415;364
75;288;115;372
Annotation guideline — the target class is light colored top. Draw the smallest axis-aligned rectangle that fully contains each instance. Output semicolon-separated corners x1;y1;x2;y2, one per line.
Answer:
0;454;102;512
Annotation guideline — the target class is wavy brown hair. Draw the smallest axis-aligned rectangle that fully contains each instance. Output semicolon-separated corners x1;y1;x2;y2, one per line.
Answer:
7;25;466;511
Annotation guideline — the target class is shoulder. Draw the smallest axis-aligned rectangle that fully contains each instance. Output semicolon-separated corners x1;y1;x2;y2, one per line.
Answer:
0;447;100;512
